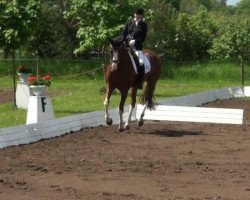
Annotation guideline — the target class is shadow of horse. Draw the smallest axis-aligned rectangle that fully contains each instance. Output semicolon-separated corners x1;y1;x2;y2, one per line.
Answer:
142;129;204;137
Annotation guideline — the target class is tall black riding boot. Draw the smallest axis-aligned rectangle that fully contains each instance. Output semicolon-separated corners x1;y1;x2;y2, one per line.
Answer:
135;65;145;90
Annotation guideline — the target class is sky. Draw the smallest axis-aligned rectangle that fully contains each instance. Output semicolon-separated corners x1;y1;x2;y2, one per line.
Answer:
227;0;241;6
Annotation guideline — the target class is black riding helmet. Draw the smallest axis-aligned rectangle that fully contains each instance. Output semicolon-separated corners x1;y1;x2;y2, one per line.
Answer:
134;8;144;15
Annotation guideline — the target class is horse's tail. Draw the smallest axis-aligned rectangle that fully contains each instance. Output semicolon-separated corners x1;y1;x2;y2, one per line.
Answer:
139;81;157;110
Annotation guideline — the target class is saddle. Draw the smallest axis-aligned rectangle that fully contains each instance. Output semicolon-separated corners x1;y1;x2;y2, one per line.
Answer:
128;46;140;69
126;46;151;75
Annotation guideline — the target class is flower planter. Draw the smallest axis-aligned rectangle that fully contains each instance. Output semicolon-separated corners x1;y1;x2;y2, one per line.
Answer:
30;85;46;96
17;73;31;83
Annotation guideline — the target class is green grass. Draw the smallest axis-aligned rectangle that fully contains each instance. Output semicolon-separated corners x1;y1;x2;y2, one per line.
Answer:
0;60;249;128
0;104;27;128
0;59;106;77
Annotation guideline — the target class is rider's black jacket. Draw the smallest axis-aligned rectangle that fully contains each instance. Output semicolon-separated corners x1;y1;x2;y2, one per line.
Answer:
122;18;147;50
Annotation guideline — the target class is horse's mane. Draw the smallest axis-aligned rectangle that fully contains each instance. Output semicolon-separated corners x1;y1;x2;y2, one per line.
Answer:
109;37;125;51
110;38;141;68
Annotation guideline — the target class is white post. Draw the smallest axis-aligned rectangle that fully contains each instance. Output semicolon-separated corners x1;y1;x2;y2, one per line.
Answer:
26;95;54;124
16;81;30;109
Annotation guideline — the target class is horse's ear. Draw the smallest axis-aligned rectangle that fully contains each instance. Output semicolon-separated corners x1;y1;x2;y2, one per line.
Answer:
108;38;113;45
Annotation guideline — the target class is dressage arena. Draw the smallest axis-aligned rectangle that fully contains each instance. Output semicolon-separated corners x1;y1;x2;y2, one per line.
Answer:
1;89;250;199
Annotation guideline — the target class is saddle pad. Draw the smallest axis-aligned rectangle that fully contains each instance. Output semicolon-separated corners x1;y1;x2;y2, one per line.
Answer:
128;51;151;74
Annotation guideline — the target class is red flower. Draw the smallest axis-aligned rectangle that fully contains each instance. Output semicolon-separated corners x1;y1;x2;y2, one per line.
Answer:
44;75;51;80
28;76;36;82
28;74;52;87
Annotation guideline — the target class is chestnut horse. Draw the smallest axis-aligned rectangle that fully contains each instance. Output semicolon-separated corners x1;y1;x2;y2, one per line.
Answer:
104;39;161;131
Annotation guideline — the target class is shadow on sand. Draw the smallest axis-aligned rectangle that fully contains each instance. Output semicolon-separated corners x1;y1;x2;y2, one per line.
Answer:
146;129;205;137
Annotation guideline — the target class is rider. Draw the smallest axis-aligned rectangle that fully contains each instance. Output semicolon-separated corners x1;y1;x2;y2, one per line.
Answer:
122;8;147;90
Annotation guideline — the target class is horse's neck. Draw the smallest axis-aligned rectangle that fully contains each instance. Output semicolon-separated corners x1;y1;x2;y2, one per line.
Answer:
116;47;135;74
119;47;129;61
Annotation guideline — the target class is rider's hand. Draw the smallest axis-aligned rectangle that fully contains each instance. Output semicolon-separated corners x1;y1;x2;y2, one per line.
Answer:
129;40;135;46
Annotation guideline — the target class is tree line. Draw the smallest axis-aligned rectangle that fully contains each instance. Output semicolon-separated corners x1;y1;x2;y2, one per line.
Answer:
0;0;249;62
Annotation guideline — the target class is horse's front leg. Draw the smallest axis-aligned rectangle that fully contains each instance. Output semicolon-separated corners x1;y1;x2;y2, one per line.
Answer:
118;91;128;131
104;88;113;126
124;88;137;130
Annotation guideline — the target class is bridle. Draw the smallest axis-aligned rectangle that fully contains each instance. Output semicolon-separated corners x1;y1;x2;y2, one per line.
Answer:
110;42;124;71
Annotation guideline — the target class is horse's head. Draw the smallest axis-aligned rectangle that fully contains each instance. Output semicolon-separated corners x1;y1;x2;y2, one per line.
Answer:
109;37;126;71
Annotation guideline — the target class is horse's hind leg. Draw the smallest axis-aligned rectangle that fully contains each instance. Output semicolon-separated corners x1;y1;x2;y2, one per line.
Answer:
138;104;147;126
124;88;137;130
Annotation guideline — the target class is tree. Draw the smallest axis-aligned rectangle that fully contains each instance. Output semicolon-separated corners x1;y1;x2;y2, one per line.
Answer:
26;7;59;58
26;0;78;58
179;0;200;14
236;0;250;15
164;0;181;11
209;16;250;61
0;0;41;106
220;0;227;7
66;0;148;55
0;0;41;55
145;0;178;59
175;8;216;60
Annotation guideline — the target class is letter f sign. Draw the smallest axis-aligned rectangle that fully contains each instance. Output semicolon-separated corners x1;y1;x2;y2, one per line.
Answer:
41;97;47;112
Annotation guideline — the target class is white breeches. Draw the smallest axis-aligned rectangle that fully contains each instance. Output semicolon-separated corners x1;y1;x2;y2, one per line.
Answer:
135;50;144;66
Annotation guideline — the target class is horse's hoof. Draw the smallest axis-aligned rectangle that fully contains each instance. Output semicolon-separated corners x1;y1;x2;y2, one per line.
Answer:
138;120;144;126
124;125;130;130
118;127;124;132
106;118;113;126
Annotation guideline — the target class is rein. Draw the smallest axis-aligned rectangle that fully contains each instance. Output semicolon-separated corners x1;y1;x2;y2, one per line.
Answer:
110;42;125;64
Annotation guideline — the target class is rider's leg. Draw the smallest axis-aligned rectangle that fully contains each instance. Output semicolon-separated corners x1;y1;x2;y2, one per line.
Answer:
135;50;145;90
135;50;144;66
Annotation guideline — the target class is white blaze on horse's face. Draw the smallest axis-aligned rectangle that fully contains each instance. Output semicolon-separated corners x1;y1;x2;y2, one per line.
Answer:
111;51;118;71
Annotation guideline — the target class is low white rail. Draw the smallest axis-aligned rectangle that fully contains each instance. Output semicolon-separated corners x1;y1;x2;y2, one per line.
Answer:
0;87;244;149
136;105;243;125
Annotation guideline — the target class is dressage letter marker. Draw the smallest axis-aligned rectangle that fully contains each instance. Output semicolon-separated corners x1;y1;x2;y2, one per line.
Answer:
26;96;54;124
136;104;244;125
41;97;47;112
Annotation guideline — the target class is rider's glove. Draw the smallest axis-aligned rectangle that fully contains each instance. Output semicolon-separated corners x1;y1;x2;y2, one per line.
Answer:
129;40;135;46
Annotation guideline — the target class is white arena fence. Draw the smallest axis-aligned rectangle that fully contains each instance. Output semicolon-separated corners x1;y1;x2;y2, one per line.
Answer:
136;105;243;125
0;87;244;149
